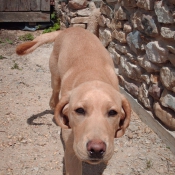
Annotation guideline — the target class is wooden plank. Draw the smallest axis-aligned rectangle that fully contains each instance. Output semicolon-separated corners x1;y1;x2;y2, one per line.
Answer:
31;0;41;11
41;0;50;11
4;0;18;11
0;0;5;11
18;0;31;11
0;12;50;22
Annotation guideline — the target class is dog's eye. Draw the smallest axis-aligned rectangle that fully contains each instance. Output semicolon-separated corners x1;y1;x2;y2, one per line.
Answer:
108;110;117;116
75;108;85;115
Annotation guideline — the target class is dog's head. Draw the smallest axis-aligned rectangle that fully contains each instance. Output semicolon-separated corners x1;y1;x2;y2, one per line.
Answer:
54;81;131;164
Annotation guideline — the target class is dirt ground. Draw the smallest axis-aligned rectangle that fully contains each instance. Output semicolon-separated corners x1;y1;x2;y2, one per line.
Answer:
0;29;175;175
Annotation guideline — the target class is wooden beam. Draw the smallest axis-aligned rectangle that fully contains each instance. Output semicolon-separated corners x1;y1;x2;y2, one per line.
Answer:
18;0;31;11
31;0;41;11
0;12;50;22
41;0;50;11
4;0;18;11
0;0;5;11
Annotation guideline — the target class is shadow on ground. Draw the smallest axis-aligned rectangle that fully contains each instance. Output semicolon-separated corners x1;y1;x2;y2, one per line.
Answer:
27;109;53;125
83;162;107;175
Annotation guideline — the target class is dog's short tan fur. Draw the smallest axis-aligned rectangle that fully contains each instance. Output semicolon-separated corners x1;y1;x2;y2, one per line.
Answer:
16;27;131;175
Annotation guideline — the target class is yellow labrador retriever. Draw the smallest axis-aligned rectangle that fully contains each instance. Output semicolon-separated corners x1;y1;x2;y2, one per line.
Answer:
16;27;131;175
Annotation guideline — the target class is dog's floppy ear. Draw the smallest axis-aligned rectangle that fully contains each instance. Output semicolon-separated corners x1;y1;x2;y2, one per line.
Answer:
54;95;70;129
115;95;131;138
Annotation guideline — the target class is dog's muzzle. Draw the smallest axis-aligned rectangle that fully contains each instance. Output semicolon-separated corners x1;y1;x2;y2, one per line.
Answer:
86;139;106;162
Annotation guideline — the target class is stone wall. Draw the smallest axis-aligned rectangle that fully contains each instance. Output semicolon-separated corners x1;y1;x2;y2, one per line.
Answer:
56;0;175;130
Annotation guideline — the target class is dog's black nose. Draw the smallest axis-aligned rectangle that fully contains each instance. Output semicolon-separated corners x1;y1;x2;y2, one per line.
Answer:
87;140;106;159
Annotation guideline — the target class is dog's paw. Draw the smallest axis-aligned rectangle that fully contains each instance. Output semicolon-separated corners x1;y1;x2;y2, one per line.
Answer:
49;99;56;111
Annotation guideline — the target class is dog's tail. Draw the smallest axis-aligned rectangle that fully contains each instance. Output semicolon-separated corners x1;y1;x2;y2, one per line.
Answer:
16;30;62;55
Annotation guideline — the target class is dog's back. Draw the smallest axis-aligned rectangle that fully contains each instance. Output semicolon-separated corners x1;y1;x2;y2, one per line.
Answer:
16;27;119;92
51;27;118;91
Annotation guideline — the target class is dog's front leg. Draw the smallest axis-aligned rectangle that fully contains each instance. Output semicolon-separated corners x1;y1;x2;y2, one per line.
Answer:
62;129;82;175
64;147;82;175
49;75;61;110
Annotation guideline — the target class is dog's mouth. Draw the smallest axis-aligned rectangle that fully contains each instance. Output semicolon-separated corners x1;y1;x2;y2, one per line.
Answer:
85;158;103;165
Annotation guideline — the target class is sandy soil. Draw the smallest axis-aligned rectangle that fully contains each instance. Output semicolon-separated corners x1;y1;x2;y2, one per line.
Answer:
0;29;175;175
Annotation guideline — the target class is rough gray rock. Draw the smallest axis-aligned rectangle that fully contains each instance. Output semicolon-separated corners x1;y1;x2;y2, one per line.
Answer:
98;15;107;27
126;53;137;63
137;55;160;72
123;22;132;33
153;102;175;130
154;1;174;24
120;55;143;81
145;41;169;63
108;42;120;65
138;83;152;109
77;8;91;16
141;14;159;36
160;89;175;112
106;18;124;31
68;0;88;10
126;31;142;54
160;67;175;93
115;42;131;54
150;74;160;84
121;0;137;7
99;27;112;47
100;1;113;19
118;75;139;97
161;27;175;39
112;29;127;43
148;84;162;100
71;16;89;23
131;10;143;30
136;0;154;10
114;3;127;20
167;45;175;54
141;74;150;84
72;24;86;28
130;10;158;37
